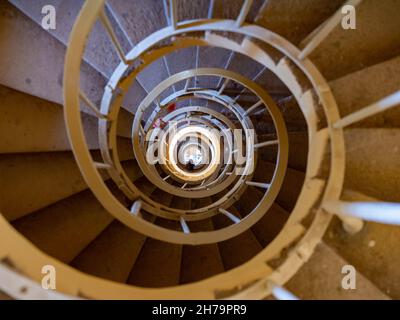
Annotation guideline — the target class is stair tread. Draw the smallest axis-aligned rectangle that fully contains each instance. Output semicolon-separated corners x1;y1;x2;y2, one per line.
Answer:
116;139;135;163
180;219;224;284
108;0;166;46
225;52;289;97
212;0;264;22
170;196;192;211
251;202;290;247
122;160;144;183
255;0;345;45
213;206;263;270
127;219;182;287
0;151;135;221
165;47;196;92
0;83;136;152
258;131;308;172
235;186;264;216
275;96;308;132
235;186;291;247
255;160;305;211
286;242;390;300
0;152;94;221
227;53;264;85
324;190;400;299
0;2;105;108
107;0;173;97
176;0;209;21
309;0;400;80
343;128;400;202
190;196;213;210
71;220;147;283
4;1;138;137
198;46;232;89
122;77;149;114
116;110;137;138
12;189;113;263
0;85;99;153
10;0;127;78
329;55;400;127
135;176;158;196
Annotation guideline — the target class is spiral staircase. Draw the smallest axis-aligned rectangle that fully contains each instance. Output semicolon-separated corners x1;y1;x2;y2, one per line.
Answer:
0;0;399;300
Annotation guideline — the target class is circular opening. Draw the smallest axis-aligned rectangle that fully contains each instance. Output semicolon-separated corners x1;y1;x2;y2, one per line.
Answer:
180;143;206;169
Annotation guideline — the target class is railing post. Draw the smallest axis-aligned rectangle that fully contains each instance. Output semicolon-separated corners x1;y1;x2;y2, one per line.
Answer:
99;8;128;64
298;0;362;60
236;0;253;27
333;91;400;128
324;201;400;226
271;285;299;300
169;0;178;29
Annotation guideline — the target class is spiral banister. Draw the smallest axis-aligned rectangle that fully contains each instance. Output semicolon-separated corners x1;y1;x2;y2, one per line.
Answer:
63;0;343;298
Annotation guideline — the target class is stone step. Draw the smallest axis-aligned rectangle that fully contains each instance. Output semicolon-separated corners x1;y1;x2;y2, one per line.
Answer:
0;152;134;221
324;190;400;299
309;0;400;80
71;220;148;283
342;128;400;202
0;2;105;108
286;242;390;299
255;0;345;45
180;219;225;284
127;218;182;287
330;55;400;127
12;189;114;263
